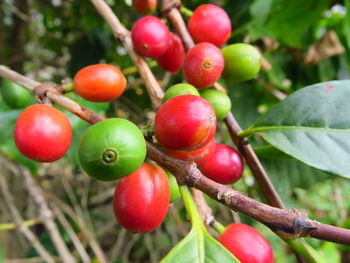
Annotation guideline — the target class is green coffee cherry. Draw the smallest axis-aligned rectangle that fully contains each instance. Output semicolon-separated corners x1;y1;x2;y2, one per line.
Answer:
221;43;261;83
162;83;200;103
200;89;231;120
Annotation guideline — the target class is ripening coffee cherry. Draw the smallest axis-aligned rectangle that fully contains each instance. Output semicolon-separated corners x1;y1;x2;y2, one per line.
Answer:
156;33;185;74
1;79;32;109
155;95;216;151
198;143;243;185
113;162;170;233
200;89;231;120
164;139;216;164
132;0;157;15
162;83;199;103
183;42;224;89
221;43;261;83
131;16;170;58
188;4;231;47
218;223;274;263
78;118;146;181
73;64;126;102
14;104;72;162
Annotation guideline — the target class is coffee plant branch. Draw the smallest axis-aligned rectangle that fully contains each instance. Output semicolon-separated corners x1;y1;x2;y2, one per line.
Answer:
90;0;215;226
0;66;349;245
161;0;285;209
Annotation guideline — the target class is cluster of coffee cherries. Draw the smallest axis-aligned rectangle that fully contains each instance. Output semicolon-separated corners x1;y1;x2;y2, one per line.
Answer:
8;2;273;262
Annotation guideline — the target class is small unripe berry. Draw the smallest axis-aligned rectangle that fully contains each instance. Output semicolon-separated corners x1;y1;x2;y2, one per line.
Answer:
162;83;199;103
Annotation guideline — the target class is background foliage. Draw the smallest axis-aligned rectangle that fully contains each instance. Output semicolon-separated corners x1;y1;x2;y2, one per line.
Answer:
0;0;350;262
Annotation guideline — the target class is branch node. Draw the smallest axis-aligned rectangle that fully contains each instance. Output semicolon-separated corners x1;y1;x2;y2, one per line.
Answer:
161;0;181;15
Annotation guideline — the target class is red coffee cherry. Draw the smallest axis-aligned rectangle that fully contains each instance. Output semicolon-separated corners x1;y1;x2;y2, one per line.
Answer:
155;95;216;151
73;64;126;102
113;162;170;233
188;4;231;47
198;143;243;184
14;104;72;162
132;0;157;15
164;138;216;163
156;33;185;74
131;16;170;58
183;42;224;89
218;223;274;263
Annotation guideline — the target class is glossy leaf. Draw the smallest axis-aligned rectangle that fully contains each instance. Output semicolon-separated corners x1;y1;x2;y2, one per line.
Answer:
247;80;350;178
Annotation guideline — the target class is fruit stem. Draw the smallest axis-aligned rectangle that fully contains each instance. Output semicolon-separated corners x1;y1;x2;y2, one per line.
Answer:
283;238;328;263
63;82;74;93
237;128;255;138
179;185;205;262
211;220;226;235
122;60;158;75
179;7;193;18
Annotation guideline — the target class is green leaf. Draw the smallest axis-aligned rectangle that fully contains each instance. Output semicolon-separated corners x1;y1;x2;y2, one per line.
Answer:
160;228;200;263
203;232;239;263
161;228;240;263
161;186;240;263
343;0;350;49
246;80;350;178
0;245;3;263
265;0;330;47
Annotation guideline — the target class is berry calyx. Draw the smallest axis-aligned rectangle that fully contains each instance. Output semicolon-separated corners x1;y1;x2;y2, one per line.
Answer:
218;223;274;263
188;4;231;47
14;104;72;162
200;89;231;120
198;143;243;185
132;0;157;15
155;95;216;151
113;162;170;233
156;33;185;74
78;118;146;181
73;64;126;102
221;43;261;83
162;83;199;103
131;16;170;58
183;42;224;89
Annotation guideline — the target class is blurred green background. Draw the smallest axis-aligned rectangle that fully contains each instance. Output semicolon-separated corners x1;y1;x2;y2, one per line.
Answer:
1;0;350;262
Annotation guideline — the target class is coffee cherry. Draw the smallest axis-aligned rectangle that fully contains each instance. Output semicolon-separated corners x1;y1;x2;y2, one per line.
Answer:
155;95;216;151
200;89;231;120
218;223;274;263
113;162;170;233
183;42;224;89
188;4;231;47
131;16;170;58
156;33;185;74
164;138;216;164
14;104;72;162
198;143;243;185
167;171;181;203
162;83;199;103
132;0;157;15
221;43;261;83
1;79;32;109
78;118;146;181
73;64;126;102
